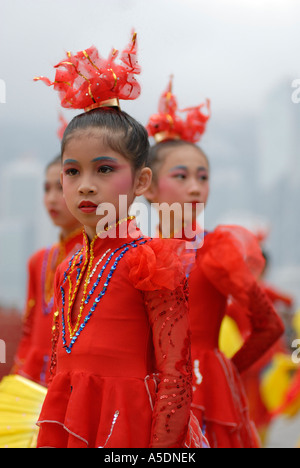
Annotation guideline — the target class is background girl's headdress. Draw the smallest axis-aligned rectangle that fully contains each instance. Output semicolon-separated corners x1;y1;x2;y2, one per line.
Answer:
147;77;211;143
57;113;68;140
34;31;140;111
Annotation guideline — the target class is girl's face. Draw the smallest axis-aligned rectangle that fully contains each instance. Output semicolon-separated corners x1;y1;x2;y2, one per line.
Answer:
61;129;151;239
146;144;210;214
44;163;81;233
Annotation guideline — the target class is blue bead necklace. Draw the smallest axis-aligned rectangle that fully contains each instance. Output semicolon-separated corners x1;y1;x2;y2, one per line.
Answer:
60;237;148;354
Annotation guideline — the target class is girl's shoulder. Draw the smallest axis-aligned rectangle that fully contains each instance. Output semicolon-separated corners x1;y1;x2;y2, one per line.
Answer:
126;237;192;291
28;243;59;269
196;225;265;301
201;225;264;269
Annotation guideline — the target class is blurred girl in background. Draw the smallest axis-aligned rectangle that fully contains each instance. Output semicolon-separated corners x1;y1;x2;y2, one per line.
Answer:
145;80;285;448
0;155;82;448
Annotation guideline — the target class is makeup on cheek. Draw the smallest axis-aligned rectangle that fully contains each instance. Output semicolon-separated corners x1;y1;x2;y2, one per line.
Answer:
157;177;183;200
111;170;134;194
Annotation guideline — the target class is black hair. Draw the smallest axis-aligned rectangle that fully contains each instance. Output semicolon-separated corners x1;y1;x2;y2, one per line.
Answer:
61;107;149;171
148;139;209;183
262;250;270;267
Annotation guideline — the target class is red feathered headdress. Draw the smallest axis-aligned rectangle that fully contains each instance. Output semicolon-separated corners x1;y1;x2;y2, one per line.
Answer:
34;31;140;111
57;113;68;140
147;77;211;143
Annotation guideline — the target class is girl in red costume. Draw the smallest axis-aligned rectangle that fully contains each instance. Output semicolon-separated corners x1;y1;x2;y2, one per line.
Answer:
33;33;204;449
0;157;82;448
145;80;285;448
13;155;83;386
222;248;296;446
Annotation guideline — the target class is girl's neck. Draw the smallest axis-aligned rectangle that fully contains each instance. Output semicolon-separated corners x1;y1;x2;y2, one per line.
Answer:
158;216;198;240
60;225;82;242
84;226;97;243
84;215;136;243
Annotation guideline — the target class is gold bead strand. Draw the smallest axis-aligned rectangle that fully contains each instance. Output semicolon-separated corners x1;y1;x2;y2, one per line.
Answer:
66;239;96;338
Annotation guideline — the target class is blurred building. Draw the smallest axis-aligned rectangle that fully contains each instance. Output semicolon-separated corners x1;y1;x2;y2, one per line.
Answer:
258;79;300;190
257;79;300;301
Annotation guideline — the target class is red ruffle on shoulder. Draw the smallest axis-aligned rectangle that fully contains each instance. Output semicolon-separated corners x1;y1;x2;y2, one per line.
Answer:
126;239;193;291
198;226;265;307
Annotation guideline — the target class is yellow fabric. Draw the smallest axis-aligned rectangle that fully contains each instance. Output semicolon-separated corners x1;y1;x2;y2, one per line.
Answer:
293;309;300;337
0;375;47;448
277;309;300;417
260;353;298;413
219;316;244;359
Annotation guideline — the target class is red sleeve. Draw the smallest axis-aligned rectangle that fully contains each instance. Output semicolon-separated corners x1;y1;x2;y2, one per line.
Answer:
199;225;265;307
198;226;284;373
231;282;285;373
261;283;294;307
13;254;39;372
126;239;192;448
225;301;251;340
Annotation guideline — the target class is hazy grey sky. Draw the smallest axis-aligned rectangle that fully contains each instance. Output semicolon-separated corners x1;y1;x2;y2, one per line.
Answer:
0;0;299;130
0;0;300;306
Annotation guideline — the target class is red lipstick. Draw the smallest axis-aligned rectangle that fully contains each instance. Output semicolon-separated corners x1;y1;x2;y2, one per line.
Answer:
49;208;60;218
78;200;98;214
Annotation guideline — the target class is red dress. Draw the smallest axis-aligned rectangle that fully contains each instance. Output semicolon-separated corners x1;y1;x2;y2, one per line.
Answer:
278;367;300;416
36;224;198;448
226;284;293;432
13;229;83;386
188;226;284;448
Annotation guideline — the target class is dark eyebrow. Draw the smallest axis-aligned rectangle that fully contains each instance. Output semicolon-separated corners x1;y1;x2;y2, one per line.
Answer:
198;166;209;171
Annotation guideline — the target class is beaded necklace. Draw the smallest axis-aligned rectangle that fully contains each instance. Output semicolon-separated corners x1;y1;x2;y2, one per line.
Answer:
67;245;112;338
41;228;83;315
41;244;63;315
65;215;137;337
97;215;136;237
61;237;149;354
66;238;95;338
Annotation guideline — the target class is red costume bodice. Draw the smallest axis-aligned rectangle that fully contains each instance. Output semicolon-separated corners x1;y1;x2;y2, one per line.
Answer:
37;225;198;448
13;229;83;386
187;225;284;448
